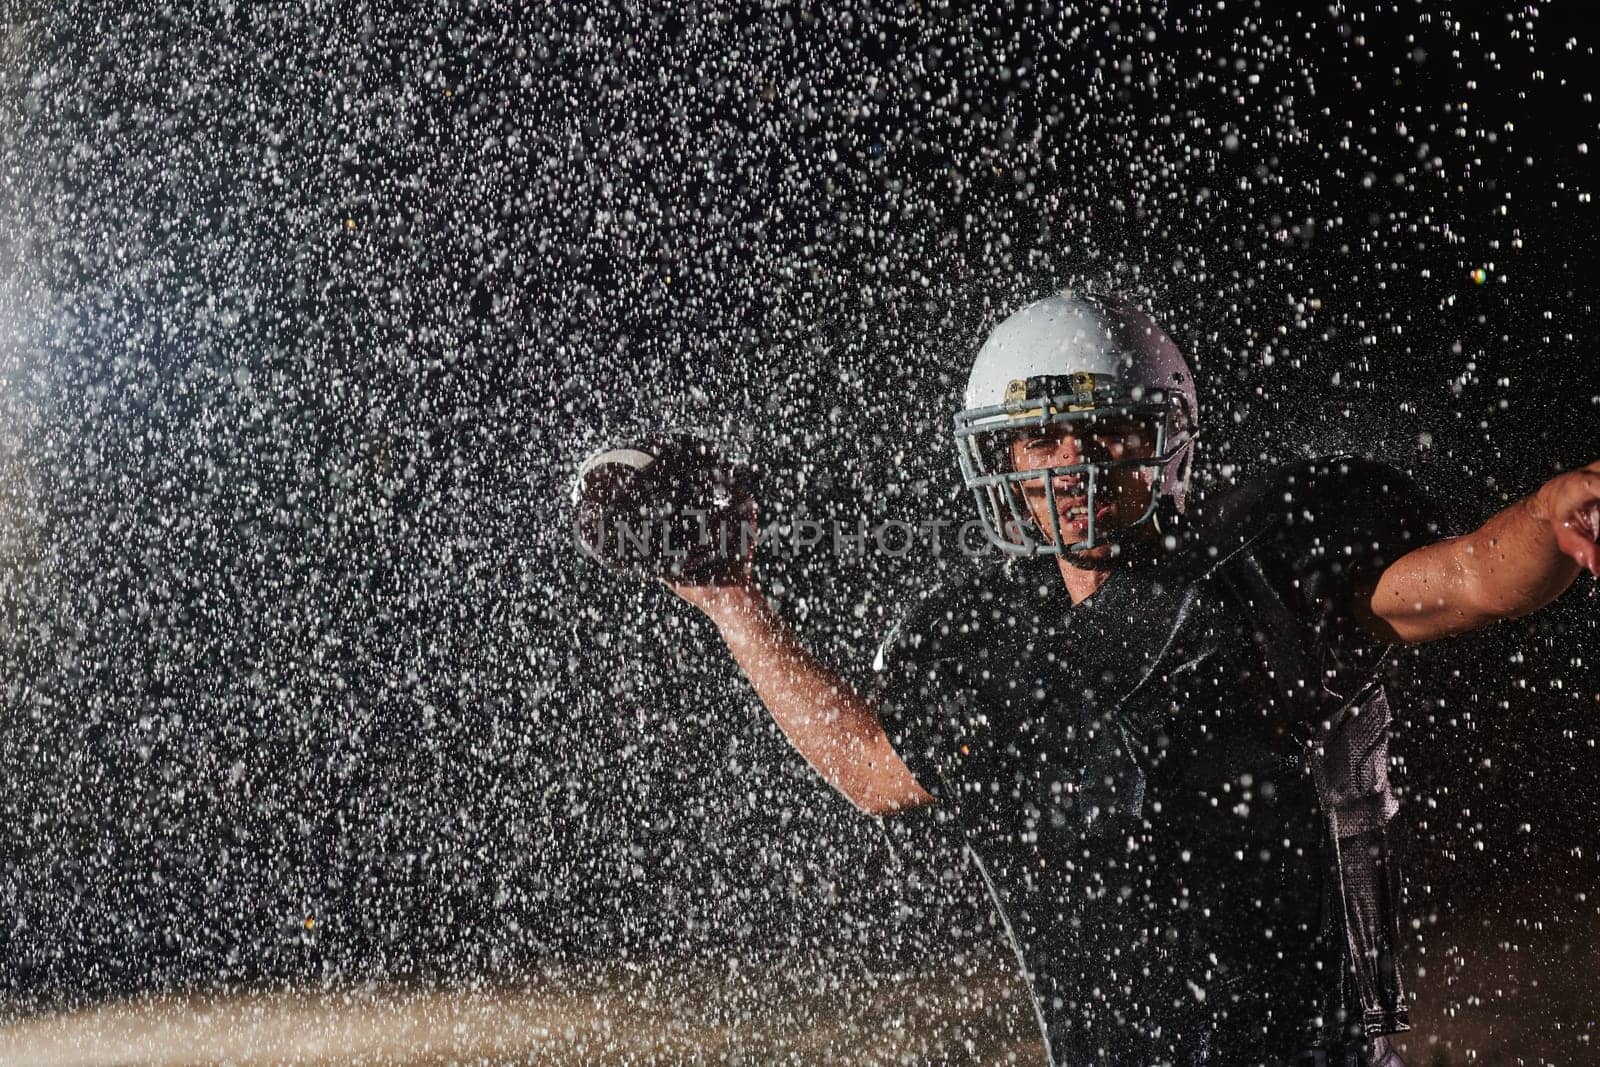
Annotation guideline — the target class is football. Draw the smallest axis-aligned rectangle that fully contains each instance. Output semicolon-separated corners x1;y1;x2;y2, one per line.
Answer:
570;434;753;583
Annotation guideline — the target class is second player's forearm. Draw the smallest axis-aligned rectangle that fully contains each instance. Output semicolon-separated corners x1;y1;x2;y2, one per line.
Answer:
696;584;932;814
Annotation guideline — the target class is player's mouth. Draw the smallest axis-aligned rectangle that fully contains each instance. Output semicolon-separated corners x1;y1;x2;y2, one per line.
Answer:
1032;494;1116;530
1059;502;1115;528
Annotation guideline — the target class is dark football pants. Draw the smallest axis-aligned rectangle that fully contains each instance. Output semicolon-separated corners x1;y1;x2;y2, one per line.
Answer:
1283;1036;1405;1067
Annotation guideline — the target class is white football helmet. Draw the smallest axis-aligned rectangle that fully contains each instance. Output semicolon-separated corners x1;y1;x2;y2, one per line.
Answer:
954;291;1199;556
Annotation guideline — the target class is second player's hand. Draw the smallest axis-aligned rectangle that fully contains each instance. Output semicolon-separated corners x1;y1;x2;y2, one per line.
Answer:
661;498;760;618
1536;460;1600;577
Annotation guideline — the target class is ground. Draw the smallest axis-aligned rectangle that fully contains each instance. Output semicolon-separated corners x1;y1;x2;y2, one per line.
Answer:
3;902;1597;1067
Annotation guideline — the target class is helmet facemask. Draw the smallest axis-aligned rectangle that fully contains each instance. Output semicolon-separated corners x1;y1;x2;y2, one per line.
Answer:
955;373;1196;557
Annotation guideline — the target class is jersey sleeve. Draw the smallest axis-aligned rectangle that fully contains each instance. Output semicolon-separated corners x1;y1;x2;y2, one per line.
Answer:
871;593;954;801
1239;456;1448;698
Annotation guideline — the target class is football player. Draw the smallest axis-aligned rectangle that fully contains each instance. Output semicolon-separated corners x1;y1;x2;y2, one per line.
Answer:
664;292;1600;1066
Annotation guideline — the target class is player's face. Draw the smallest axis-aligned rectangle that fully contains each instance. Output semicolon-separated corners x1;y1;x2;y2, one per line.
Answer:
1007;416;1157;560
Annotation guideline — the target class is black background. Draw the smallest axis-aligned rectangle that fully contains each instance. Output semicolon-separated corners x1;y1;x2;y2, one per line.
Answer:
0;0;1597;1045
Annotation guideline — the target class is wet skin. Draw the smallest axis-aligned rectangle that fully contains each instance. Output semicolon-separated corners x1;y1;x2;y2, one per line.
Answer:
1006;416;1160;592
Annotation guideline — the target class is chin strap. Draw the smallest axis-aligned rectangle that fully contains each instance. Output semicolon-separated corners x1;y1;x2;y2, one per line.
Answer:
1149;490;1186;541
1150;431;1198;535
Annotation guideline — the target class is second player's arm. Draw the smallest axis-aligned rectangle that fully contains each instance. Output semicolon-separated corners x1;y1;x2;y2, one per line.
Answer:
1359;460;1600;644
671;580;935;817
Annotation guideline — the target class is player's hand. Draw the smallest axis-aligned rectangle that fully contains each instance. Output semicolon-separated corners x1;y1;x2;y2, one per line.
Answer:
1536;460;1600;577
661;497;760;617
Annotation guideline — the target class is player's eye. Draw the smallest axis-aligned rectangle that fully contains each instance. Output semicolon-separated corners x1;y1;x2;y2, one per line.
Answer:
1090;421;1143;445
1013;434;1062;454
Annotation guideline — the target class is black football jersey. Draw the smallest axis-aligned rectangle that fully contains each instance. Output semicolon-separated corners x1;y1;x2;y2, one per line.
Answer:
876;457;1444;1065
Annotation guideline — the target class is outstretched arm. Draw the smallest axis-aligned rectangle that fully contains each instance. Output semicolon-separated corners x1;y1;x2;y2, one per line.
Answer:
1359;460;1600;645
668;578;935;817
